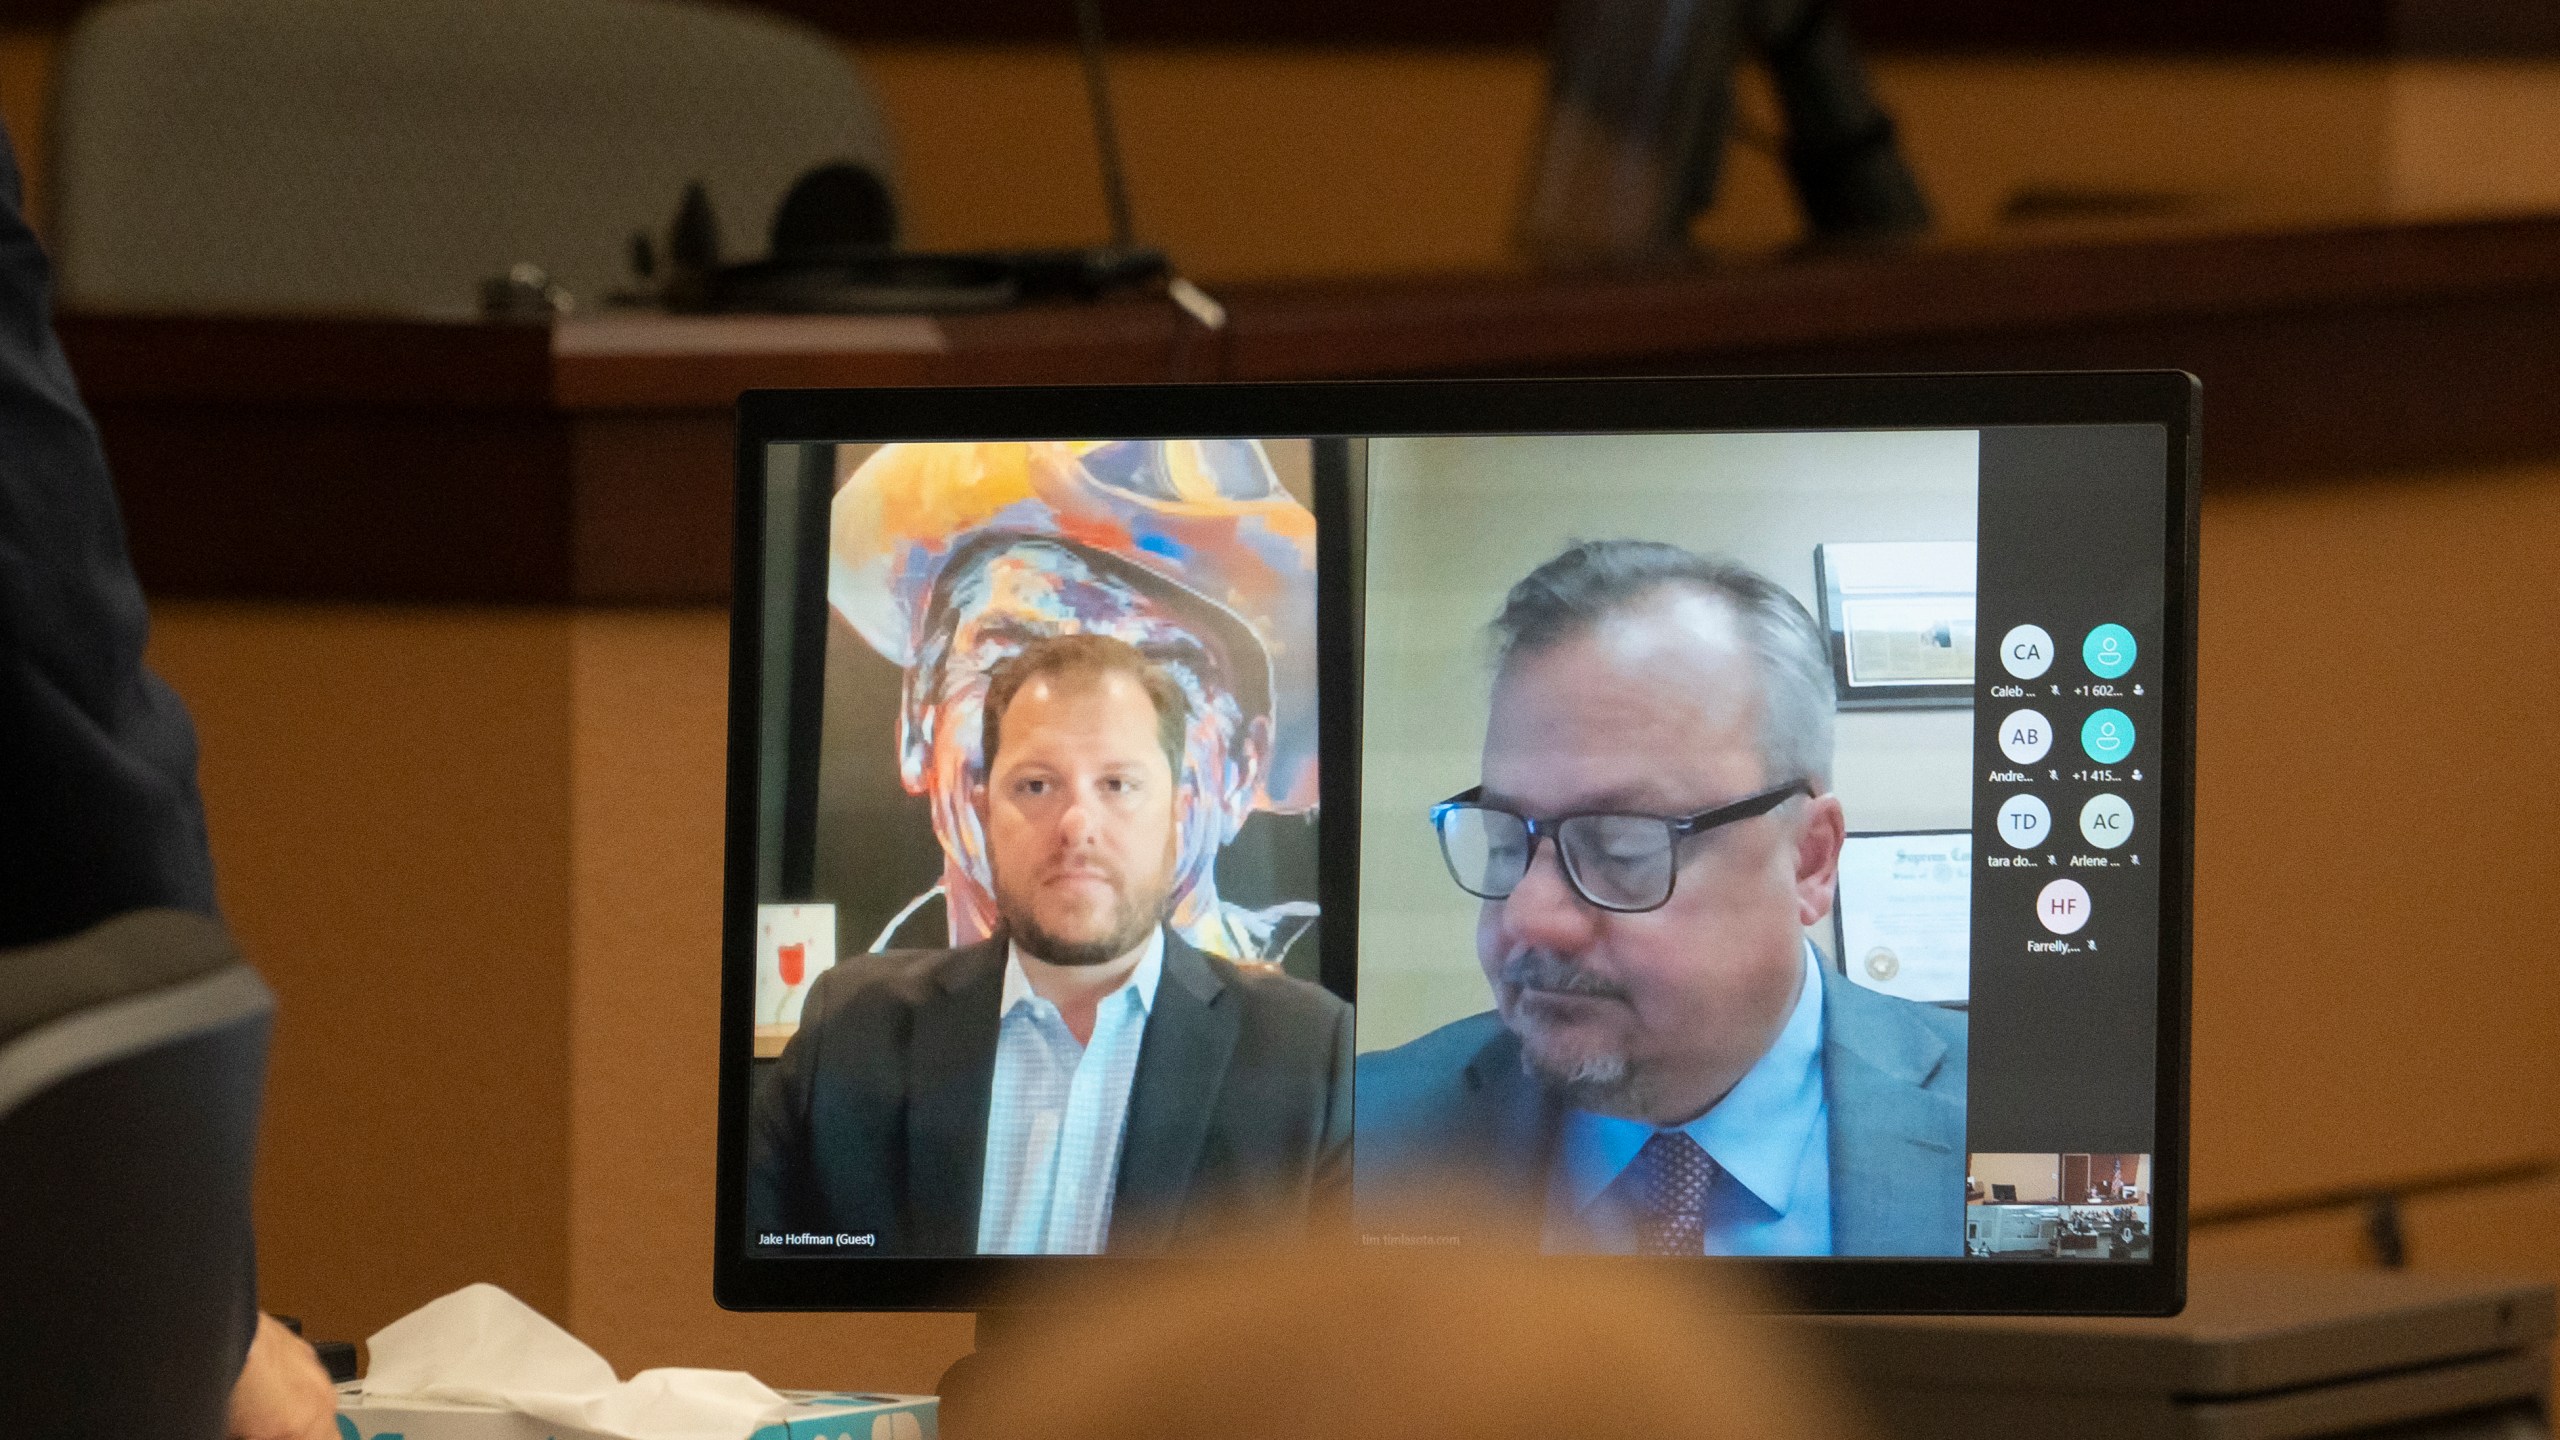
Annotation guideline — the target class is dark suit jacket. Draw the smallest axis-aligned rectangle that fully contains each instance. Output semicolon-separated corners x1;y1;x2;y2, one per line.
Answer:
749;931;1353;1254
0;126;217;950
1353;967;1968;1256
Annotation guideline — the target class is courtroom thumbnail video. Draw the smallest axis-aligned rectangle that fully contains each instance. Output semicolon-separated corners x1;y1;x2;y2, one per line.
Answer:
1966;1152;2152;1260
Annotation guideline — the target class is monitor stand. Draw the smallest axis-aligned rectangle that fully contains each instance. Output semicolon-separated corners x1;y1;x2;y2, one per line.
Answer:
935;1310;1032;1434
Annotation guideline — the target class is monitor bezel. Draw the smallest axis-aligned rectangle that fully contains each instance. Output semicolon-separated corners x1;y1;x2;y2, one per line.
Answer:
715;371;2198;1316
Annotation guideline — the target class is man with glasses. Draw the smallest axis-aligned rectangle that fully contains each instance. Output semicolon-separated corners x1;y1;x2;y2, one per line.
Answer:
1355;541;1966;1256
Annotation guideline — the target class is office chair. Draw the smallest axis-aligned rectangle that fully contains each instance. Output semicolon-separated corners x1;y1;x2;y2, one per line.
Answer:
0;910;274;1438
49;0;898;313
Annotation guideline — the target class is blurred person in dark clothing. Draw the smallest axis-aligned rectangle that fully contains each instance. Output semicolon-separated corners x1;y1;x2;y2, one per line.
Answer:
0;122;335;1440
0;144;211;948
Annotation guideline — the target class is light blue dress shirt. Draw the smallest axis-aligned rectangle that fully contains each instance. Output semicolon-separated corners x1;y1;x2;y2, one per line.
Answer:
1546;942;1833;1255
976;931;1165;1255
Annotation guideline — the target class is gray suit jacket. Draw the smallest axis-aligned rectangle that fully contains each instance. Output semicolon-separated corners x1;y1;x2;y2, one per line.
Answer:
749;931;1353;1255
1352;967;1967;1255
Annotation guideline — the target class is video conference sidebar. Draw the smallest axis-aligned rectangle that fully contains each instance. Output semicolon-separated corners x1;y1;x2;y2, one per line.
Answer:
1965;425;2171;1157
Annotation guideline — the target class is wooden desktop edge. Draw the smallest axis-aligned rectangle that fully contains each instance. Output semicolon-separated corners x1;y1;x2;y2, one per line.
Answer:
58;211;2560;605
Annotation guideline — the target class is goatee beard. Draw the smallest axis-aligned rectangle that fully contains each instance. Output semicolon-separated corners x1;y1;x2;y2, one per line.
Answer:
1520;1044;1646;1114
1501;948;1645;1112
1013;912;1154;967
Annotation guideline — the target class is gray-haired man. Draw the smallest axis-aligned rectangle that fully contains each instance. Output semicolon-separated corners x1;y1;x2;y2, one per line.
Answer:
1355;540;1967;1256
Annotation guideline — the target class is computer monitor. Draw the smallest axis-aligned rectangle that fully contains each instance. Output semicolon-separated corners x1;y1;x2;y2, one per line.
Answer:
714;373;2196;1315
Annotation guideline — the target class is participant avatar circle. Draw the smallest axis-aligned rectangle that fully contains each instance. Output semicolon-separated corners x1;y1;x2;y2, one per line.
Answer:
2036;878;2092;935
1998;709;2054;765
2080;793;2134;849
2084;623;2137;679
2000;624;2055;679
1995;792;2051;850
2080;708;2135;764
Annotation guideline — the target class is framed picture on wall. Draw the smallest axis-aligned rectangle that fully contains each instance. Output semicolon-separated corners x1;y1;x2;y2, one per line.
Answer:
1815;541;1976;708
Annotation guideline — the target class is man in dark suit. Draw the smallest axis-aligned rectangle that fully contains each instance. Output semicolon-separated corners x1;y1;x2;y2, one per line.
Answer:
1356;541;1966;1257
751;633;1350;1255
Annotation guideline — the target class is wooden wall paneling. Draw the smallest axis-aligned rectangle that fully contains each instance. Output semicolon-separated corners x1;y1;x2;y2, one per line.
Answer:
147;604;580;1348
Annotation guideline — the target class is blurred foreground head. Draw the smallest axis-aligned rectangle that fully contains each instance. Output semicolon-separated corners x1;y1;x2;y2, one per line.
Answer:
958;1210;1867;1440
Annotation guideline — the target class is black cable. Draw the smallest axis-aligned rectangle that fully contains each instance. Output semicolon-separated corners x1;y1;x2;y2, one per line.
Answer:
1075;0;1138;252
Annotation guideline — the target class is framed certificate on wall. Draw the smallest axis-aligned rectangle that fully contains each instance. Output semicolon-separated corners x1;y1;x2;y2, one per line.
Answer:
1834;828;1973;1005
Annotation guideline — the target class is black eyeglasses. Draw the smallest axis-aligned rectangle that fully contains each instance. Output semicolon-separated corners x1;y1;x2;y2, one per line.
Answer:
1428;780;1812;914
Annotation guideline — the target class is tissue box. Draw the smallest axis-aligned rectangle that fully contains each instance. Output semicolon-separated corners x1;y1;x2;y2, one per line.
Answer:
334;1383;936;1440
756;1391;937;1440
334;1382;622;1440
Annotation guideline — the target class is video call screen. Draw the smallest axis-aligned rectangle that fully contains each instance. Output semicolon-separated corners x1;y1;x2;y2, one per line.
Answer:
735;424;2170;1267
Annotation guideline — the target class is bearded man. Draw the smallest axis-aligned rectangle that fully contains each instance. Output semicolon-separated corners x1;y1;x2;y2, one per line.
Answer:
749;634;1352;1255
826;439;1321;968
1354;541;1967;1257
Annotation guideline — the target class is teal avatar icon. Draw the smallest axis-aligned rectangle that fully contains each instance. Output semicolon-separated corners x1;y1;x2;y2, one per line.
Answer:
2082;708;2135;764
2084;623;2136;678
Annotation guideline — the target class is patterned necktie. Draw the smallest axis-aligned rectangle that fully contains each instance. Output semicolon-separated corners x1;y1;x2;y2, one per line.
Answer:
1625;1130;1718;1256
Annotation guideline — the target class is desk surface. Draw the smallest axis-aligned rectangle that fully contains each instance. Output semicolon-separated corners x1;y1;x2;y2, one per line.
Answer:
1803;1268;2557;1397
64;212;2560;603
